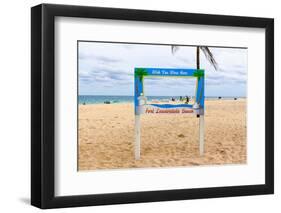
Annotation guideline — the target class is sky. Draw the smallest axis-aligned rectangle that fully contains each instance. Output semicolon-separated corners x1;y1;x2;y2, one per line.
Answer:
78;42;247;97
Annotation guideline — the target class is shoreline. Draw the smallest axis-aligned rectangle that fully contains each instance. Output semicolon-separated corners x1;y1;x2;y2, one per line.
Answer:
79;98;247;106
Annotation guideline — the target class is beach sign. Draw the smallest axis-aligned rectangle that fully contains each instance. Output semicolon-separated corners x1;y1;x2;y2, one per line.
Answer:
134;68;205;160
134;68;205;115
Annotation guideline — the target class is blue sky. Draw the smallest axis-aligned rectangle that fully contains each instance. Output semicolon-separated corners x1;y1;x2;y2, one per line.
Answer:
78;42;247;97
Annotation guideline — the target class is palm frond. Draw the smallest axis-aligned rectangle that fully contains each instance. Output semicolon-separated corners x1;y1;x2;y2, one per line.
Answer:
171;45;179;55
199;46;218;70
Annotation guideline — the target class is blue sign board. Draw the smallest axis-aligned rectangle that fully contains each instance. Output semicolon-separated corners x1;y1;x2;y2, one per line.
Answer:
144;68;199;77
134;68;205;115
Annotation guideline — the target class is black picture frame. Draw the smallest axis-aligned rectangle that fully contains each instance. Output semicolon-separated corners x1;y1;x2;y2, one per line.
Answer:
31;3;274;209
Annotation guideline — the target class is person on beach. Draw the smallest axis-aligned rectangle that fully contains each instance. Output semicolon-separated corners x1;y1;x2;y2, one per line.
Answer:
185;96;190;104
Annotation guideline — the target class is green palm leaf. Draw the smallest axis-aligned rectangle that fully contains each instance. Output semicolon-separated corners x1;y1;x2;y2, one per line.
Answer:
135;68;148;77
193;69;204;78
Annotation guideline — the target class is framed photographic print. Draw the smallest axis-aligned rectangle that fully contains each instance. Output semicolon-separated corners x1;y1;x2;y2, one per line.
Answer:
31;3;274;209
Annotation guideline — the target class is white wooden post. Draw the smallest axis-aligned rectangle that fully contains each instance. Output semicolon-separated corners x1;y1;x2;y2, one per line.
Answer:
135;115;141;160
199;115;205;155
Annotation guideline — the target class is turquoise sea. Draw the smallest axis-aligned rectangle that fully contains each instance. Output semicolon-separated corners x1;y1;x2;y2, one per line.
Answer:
78;95;245;105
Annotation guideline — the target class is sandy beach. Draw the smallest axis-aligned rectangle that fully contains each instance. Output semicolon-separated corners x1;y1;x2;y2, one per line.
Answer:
78;100;246;171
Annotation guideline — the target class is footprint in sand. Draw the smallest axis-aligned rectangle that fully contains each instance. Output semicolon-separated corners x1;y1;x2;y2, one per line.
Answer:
177;134;185;138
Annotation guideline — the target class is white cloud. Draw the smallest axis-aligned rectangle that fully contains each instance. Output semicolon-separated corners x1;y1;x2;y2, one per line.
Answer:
78;42;247;97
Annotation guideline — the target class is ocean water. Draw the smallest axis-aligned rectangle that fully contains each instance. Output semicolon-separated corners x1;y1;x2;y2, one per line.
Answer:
78;95;244;105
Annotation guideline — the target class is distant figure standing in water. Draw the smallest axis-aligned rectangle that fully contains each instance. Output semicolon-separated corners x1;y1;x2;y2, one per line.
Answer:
185;96;190;104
